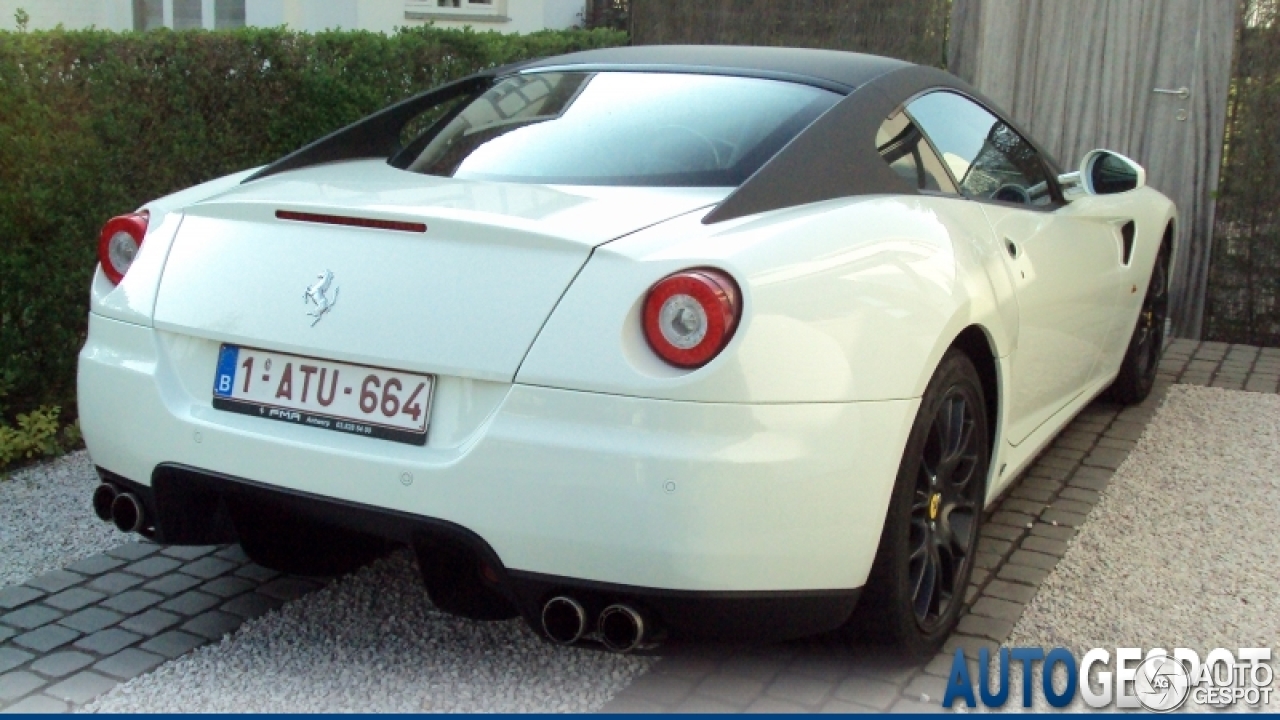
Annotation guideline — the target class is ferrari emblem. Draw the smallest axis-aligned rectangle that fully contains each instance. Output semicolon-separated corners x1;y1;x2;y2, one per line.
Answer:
929;493;941;520
304;270;339;326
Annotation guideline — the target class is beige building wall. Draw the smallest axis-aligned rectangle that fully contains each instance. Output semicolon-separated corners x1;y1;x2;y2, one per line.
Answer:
0;0;133;30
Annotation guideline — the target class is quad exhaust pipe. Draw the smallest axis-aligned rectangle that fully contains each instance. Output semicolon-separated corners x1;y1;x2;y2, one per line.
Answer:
92;483;117;522
598;604;645;653
541;596;587;645
92;483;146;534
540;596;648;652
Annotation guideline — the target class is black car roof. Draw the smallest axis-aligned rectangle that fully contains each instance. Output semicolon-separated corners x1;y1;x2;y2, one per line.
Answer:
245;46;1058;224
518;45;913;94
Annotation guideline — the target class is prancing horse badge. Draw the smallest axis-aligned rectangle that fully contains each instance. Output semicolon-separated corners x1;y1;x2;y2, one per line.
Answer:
304;270;339;326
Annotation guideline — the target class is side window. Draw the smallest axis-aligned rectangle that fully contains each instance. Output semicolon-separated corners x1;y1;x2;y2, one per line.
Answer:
905;92;1057;208
875;111;957;194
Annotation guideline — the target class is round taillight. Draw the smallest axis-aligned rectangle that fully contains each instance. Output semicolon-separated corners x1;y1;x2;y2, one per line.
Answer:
97;211;149;285
642;269;741;369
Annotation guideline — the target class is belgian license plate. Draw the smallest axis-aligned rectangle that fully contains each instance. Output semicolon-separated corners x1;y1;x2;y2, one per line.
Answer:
212;345;433;445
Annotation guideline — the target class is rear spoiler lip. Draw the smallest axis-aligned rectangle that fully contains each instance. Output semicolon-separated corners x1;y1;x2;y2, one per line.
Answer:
242;59;532;185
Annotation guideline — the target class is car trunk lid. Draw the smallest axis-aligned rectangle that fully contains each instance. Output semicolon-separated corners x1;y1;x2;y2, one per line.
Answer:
153;160;725;381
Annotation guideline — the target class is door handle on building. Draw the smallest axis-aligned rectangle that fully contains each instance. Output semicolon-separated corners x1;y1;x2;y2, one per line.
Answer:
1152;86;1190;99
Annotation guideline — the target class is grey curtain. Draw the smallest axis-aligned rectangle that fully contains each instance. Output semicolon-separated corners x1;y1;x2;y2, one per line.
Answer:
948;0;1237;338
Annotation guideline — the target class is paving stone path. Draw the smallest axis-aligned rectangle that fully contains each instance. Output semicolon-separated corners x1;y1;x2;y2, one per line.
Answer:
0;338;1275;712
0;543;324;712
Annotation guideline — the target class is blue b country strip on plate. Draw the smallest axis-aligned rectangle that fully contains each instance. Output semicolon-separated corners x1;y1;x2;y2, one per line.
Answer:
214;344;239;398
210;343;434;446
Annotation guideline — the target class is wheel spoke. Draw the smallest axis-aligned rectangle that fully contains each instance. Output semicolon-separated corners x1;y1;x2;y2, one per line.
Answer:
900;380;987;630
913;545;938;620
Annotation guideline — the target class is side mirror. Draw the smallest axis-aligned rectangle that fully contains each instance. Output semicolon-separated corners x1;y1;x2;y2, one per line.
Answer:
1057;150;1146;196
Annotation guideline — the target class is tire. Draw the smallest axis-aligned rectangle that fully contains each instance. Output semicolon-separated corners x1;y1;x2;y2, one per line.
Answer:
850;349;990;658
1107;242;1170;405
231;499;390;577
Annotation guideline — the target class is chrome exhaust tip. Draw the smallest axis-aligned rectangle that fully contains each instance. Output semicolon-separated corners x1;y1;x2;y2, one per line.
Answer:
598;604;645;653
541;596;587;645
111;492;146;534
92;483;118;523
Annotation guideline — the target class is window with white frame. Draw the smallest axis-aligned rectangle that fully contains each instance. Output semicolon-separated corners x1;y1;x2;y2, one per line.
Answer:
133;0;246;30
406;0;506;20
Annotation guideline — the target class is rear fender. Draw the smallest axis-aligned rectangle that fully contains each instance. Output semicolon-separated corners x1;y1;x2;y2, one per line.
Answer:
518;194;1015;404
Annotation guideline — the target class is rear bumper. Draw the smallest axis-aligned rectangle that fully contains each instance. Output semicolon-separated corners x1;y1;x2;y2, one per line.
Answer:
99;464;860;642
79;312;916;596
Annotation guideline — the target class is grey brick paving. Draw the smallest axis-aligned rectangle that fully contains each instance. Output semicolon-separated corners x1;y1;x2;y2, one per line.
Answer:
99;590;163;615
158;591;220;616
43;671;117;704
0;649;32;676
139;630;205;660
0;605;62;630
142;573;202;597
160;545;217;561
64;554;125;577
0;587;43;611
29;651;95;679
105;542;160;561
0;671;43;702
121;556;182;579
118;609;182;637
12;625;80;653
0;693;68;713
232;563;279;583
85;573;144;594
181;610;242;640
833;674;900;710
178;557;236;580
43;588;106;612
0;536;315;711
23;571;83;595
72;628;141;656
1021;535;1069;556
93;648;164;680
1039;508;1089;527
956;614;1015;642
969;597;1024;622
200;576;253;599
216;545;251;563
57;607;123;634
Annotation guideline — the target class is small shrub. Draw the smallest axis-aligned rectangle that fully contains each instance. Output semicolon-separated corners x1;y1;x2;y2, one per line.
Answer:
0;405;63;469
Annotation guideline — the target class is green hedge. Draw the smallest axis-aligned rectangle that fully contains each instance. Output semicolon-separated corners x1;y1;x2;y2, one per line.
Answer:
0;25;627;441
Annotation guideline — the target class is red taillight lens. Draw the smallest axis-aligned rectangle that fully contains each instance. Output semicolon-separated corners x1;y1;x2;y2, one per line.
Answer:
97;211;149;285
642;268;741;369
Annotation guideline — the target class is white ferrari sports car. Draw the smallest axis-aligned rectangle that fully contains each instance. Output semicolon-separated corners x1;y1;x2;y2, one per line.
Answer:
79;46;1174;656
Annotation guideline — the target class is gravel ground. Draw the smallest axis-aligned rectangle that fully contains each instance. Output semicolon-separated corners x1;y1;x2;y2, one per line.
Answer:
999;385;1280;712
85;549;655;712
0;450;126;587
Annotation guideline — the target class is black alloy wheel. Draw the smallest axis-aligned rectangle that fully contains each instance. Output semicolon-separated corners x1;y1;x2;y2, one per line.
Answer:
850;349;989;657
1133;250;1169;381
909;386;983;630
1109;242;1170;405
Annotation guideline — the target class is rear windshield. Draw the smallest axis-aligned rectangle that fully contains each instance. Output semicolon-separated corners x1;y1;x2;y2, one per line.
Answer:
395;71;840;187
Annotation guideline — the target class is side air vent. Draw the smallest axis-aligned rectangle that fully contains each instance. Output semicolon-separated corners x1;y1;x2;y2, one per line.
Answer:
1120;221;1136;265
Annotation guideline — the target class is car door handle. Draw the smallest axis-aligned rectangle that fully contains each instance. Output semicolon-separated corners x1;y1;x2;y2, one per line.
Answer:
1152;86;1190;100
